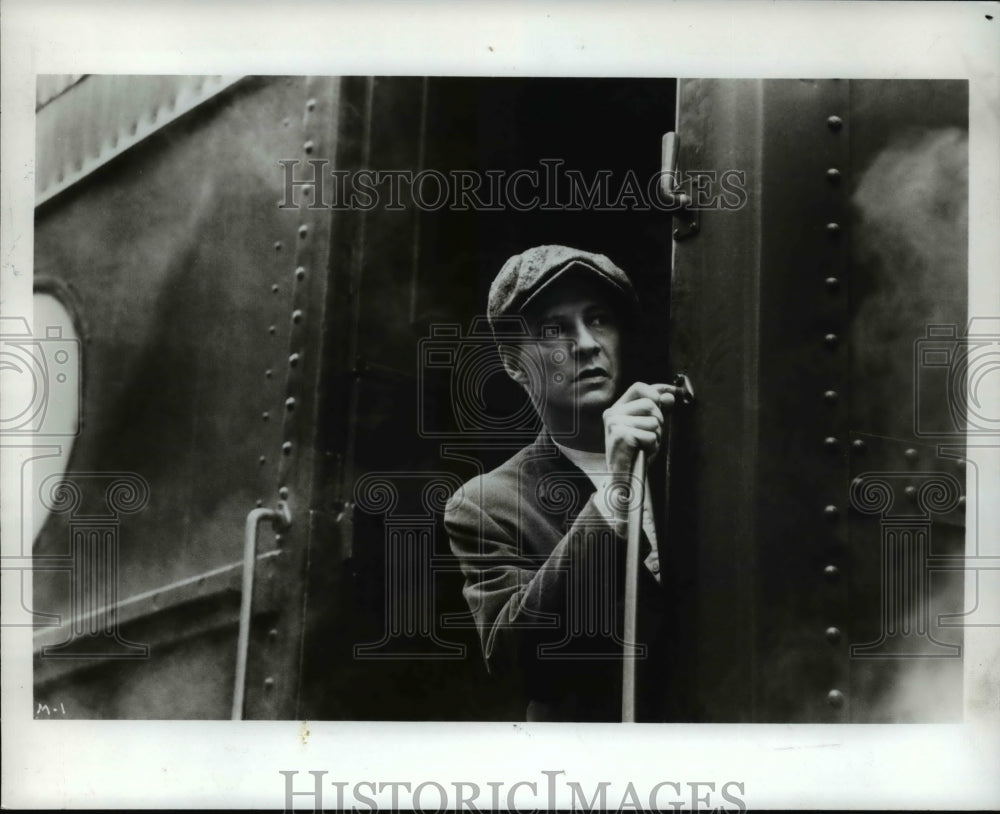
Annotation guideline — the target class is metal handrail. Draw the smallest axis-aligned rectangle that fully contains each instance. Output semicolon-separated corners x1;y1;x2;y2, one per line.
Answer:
621;450;646;723
232;501;291;721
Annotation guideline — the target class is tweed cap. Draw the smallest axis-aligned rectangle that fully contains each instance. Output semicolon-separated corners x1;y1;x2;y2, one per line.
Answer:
487;245;638;331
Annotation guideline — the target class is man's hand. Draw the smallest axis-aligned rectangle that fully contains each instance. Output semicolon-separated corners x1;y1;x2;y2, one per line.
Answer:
603;381;680;481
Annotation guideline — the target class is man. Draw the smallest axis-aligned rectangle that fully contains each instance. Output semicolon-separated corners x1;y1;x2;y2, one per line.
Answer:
444;245;679;722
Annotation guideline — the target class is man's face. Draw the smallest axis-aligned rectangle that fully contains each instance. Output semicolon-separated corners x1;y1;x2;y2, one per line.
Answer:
511;274;625;418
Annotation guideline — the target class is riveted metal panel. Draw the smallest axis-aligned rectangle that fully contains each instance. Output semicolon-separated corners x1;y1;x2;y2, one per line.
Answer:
32;76;313;718
668;79;967;722
846;434;965;722
242;76;344;720
752;79;854;723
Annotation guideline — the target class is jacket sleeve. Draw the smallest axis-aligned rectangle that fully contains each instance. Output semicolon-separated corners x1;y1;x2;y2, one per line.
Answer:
444;479;627;678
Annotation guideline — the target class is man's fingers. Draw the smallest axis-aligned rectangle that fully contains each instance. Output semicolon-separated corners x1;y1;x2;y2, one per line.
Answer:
610;396;663;420
621;382;681;409
619;381;663;403
607;426;659;450
629;428;660;453
607;415;662;435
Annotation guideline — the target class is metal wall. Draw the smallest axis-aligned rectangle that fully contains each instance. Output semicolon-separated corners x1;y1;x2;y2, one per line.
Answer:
668;79;968;722
32;76;336;718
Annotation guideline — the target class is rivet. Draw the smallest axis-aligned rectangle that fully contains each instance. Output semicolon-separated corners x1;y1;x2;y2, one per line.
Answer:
298;225;308;239
282;442;293;455
265;369;273;379
826;167;841;183
958;495;966;508
269;325;277;335
306;98;317;111
904;448;918;461
256;499;263;507
259;456;266;465
824;389;839;404
304;140;315;154
825;626;842;644
955;458;966;470
825;276;841;292
824;436;838;450
851;477;863;488
275;534;284;545
271;284;279;294
295;266;306;281
268;628;278;640
274;241;283;251
289;353;301;367
262;411;270;421
824;564;840;582
824;504;839;519
264;677;275;689
279;486;289;499
827;689;845;708
827;115;843;131
824;333;839;348
905;485;918;501
292;310;304;324
826;222;841;235
852;438;866;452
282;117;291;127
285;397;296;411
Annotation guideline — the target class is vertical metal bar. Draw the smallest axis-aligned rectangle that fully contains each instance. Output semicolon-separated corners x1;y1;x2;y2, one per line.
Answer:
622;450;646;723
232;502;290;720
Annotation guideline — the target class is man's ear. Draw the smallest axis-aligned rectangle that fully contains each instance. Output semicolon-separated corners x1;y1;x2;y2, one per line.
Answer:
498;344;529;388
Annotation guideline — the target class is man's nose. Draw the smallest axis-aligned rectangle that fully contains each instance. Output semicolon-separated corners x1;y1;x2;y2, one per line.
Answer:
572;320;601;354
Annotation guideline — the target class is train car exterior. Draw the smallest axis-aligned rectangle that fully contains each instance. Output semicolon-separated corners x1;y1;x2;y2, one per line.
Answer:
28;75;972;722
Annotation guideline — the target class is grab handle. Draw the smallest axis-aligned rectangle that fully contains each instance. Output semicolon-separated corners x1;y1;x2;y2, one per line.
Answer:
232;500;291;720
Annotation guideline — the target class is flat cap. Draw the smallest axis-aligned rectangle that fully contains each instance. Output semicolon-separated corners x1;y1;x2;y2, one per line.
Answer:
487;245;638;331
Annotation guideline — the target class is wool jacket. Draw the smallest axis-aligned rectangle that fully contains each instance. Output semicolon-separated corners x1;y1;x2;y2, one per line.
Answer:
444;431;668;721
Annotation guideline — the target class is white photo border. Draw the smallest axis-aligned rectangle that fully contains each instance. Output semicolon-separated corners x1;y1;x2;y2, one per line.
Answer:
2;1;999;810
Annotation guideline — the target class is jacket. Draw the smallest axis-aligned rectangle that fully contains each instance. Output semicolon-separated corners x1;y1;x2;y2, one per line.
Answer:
444;431;668;721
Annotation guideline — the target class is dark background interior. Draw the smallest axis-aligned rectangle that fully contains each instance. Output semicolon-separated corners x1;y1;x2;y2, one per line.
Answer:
302;77;678;720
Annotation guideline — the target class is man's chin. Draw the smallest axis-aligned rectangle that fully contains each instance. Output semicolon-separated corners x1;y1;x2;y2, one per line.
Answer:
574;385;616;410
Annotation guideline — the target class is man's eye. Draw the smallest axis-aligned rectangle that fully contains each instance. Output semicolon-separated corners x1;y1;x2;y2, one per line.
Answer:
589;312;611;327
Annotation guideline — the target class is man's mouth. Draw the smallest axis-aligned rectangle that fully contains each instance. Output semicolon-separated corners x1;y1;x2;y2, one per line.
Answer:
575;367;609;383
